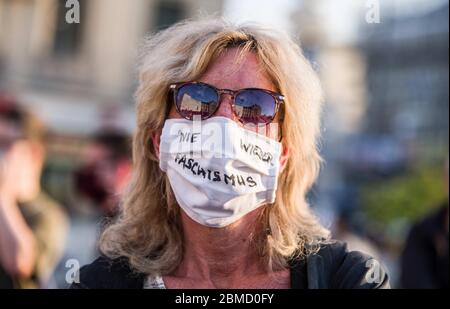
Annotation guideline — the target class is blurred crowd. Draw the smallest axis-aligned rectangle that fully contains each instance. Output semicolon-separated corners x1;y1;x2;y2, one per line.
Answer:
0;91;448;289
0;93;132;288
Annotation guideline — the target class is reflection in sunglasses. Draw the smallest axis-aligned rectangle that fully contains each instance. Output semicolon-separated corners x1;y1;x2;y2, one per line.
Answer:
179;94;215;113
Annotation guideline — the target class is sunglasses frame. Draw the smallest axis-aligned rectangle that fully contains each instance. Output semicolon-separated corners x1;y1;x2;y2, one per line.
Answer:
169;81;285;125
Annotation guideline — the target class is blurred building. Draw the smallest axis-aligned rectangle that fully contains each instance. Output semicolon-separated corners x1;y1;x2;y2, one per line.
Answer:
291;0;370;217
0;0;224;135
360;2;449;163
0;0;224;212
293;0;448;178
292;1;449;286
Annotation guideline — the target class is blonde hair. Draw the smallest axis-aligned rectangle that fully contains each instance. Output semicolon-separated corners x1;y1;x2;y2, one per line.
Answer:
100;18;330;275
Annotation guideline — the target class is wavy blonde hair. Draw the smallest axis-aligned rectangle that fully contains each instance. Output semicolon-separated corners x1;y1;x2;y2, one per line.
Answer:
100;18;330;275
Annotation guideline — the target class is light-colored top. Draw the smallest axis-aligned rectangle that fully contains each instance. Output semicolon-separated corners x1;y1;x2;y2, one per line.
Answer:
143;275;166;289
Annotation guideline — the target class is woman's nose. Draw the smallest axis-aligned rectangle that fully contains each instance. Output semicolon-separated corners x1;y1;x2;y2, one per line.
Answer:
213;94;237;121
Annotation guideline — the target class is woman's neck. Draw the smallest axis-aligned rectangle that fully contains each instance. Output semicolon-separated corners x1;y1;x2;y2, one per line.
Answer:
173;209;269;287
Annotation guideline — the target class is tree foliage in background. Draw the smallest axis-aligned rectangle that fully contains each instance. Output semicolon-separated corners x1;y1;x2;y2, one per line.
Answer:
360;164;447;235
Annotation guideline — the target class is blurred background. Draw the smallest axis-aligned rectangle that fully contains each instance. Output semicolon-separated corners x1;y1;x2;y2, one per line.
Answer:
0;0;448;288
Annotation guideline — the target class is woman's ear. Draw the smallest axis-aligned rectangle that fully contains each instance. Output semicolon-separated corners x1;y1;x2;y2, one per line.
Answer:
151;131;161;160
279;143;289;173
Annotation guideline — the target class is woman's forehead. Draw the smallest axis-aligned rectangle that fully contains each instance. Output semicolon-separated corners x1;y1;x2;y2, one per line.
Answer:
198;48;276;92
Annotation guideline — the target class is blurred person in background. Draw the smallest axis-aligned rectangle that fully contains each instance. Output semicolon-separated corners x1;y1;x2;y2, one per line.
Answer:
74;130;132;217
0;94;68;288
400;158;449;289
333;209;381;261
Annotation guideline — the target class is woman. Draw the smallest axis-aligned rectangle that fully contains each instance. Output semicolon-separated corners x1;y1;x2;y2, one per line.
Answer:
72;19;389;289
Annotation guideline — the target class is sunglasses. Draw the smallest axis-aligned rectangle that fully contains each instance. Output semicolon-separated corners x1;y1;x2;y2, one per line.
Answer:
169;82;285;124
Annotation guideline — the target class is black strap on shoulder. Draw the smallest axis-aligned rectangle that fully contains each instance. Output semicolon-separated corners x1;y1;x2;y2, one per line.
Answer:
71;256;145;289
289;256;308;289
289;241;347;289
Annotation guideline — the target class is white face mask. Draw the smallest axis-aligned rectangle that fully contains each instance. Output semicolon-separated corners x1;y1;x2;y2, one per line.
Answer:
159;116;282;228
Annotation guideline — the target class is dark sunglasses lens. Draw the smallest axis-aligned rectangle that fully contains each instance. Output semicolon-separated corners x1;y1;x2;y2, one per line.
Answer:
234;90;277;124
176;84;219;120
